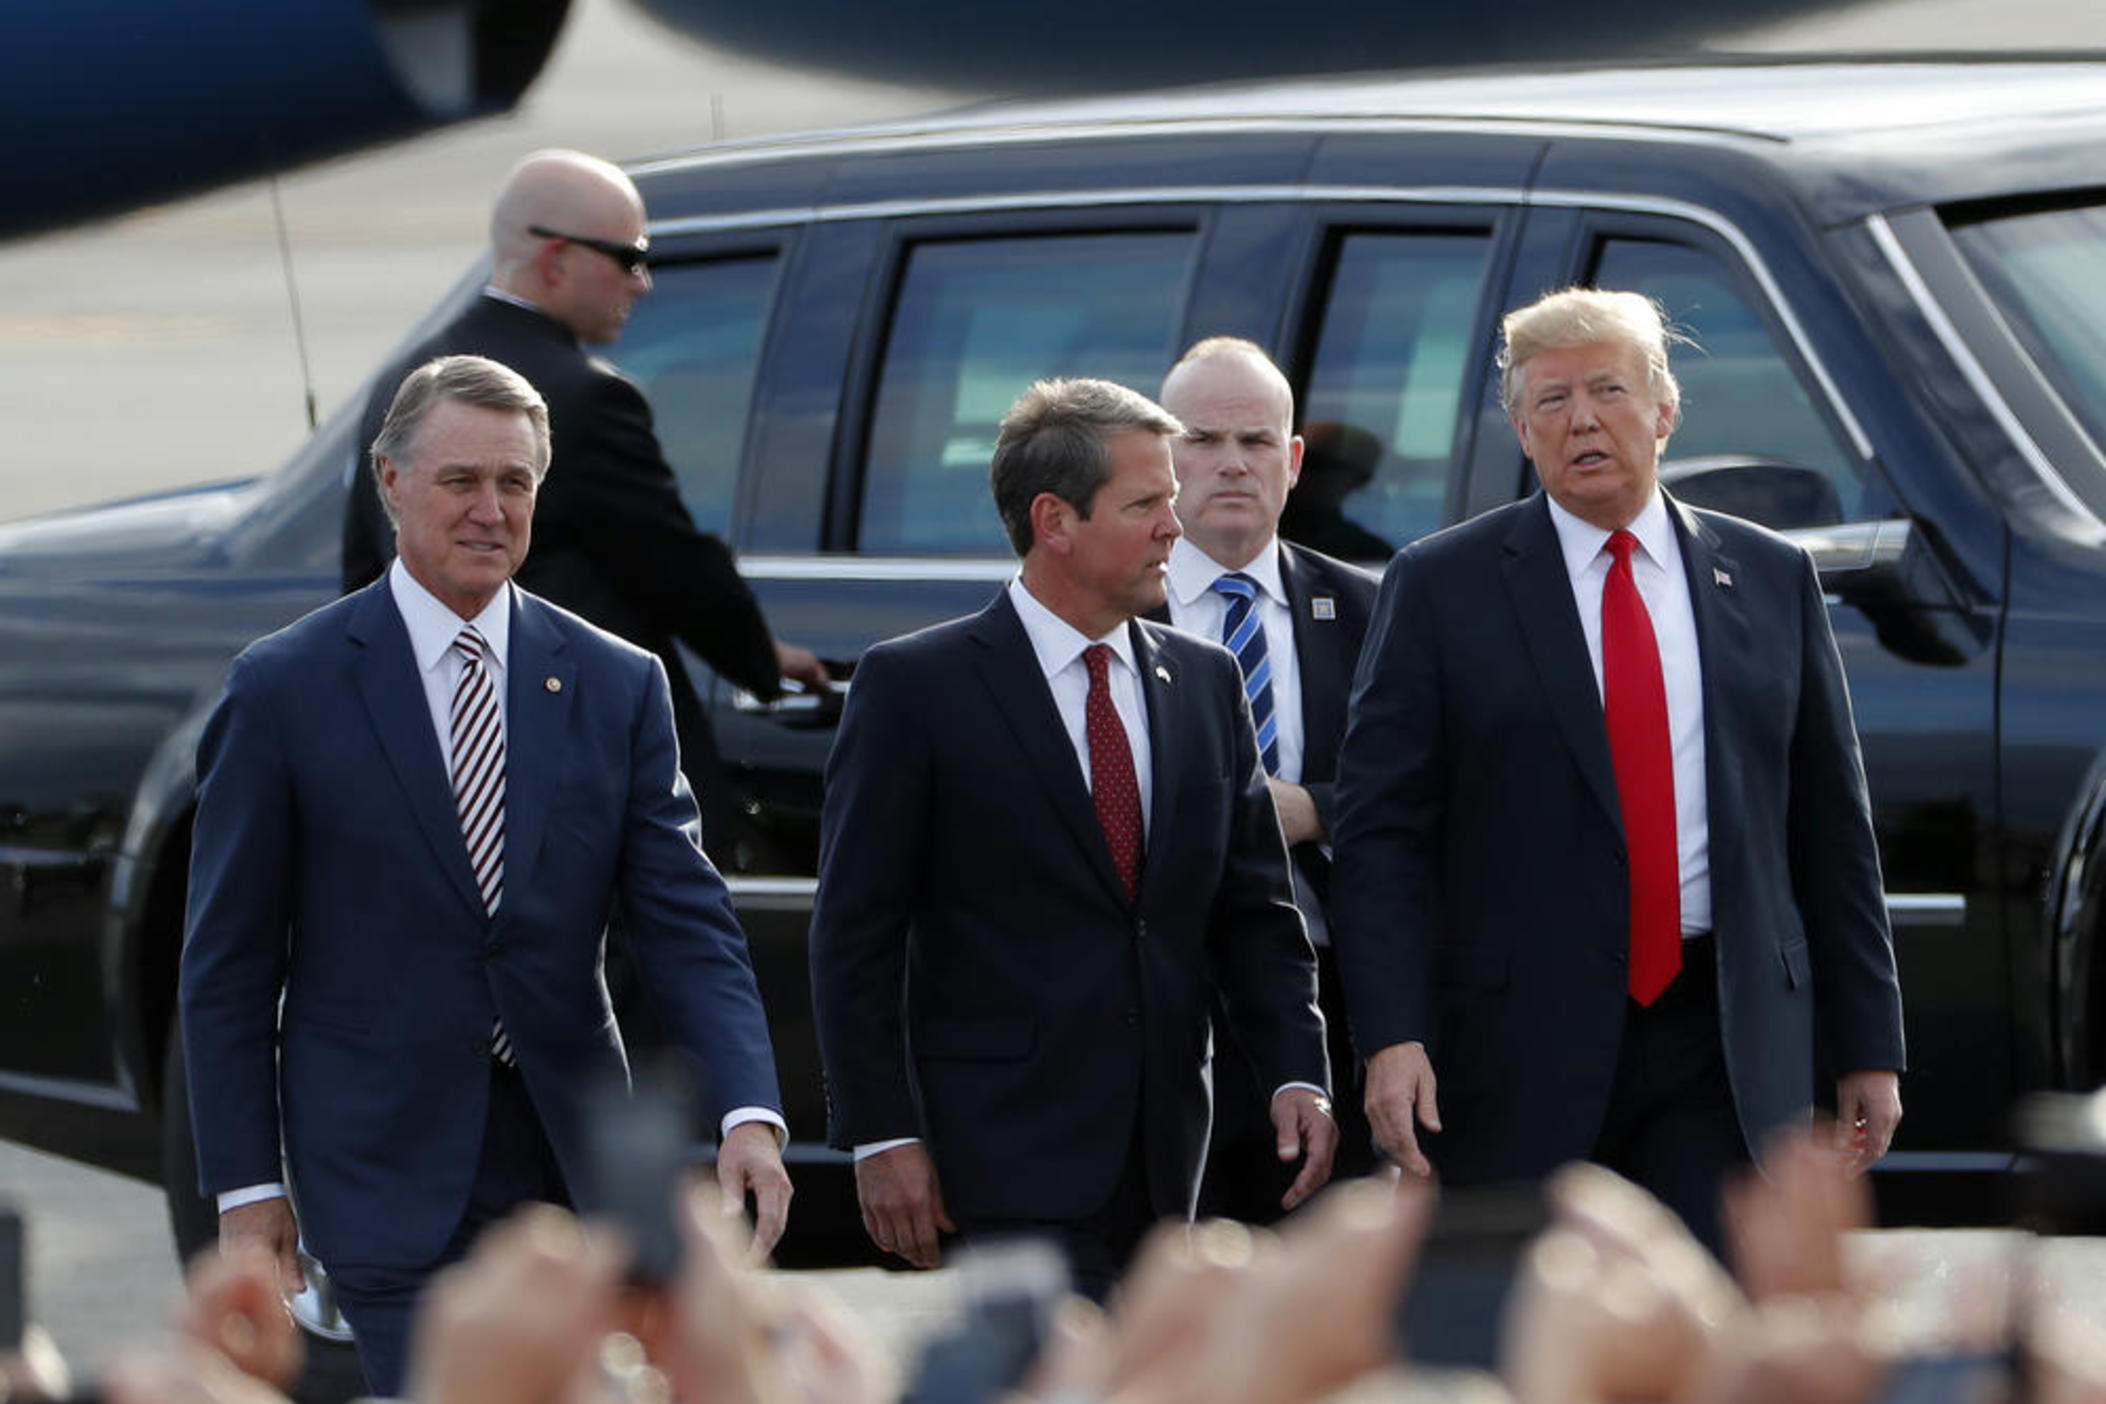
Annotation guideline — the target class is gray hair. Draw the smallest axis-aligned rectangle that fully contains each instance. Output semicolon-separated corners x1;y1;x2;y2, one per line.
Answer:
369;355;552;526
1497;287;1688;428
990;378;1183;557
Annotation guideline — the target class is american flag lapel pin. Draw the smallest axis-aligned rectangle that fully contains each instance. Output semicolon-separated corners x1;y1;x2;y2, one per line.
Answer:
1311;596;1337;621
1714;567;1733;588
1155;664;1172;684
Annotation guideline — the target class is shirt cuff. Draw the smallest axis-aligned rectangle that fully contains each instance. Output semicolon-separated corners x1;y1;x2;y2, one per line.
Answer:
1272;1081;1330;1103
721;1107;787;1146
217;1182;287;1214
853;1137;921;1161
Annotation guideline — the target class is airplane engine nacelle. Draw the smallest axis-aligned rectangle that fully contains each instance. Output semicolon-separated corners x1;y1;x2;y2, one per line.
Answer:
2;0;571;238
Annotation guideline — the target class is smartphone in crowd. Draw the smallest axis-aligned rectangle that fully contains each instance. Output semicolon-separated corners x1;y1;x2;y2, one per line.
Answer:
1;1202;23;1353
575;1064;697;1285
901;1237;1068;1404
1391;1182;1548;1372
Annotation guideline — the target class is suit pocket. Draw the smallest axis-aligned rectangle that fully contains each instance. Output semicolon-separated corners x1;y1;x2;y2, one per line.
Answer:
915;1017;1035;1061
1435;944;1509;991
1778;938;1811;990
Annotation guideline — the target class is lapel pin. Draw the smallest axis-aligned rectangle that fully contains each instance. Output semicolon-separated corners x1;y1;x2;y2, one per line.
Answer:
1155;664;1172;684
1713;568;1733;588
1311;596;1337;621
545;676;563;693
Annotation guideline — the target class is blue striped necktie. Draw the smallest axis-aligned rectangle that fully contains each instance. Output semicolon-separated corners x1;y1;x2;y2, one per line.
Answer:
1211;572;1279;776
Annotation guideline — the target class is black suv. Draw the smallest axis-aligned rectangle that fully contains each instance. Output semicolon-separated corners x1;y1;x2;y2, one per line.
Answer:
5;58;2105;1279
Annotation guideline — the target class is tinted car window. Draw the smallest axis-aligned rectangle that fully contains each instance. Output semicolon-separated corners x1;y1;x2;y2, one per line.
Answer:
1594;238;1863;525
1289;230;1496;559
860;231;1196;555
606;254;780;535
1948;201;2106;491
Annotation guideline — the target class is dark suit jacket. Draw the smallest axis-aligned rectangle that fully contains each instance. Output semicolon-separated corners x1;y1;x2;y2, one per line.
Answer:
809;591;1329;1223
179;579;783;1274
1329;491;1905;1183
1150;542;1381;897
341;295;781;796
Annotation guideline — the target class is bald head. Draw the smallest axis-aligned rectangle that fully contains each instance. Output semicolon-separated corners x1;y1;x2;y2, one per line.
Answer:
1160;337;1302;568
1160;336;1294;418
489;149;652;345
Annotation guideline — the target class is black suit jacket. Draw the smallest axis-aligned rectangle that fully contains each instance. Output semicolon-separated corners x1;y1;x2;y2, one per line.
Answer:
1148;541;1379;899
1329;491;1905;1183
342;295;780;792
809;591;1329;1222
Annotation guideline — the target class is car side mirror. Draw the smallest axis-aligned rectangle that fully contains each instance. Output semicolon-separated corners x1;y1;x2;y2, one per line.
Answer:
1788;518;1913;597
1660;455;1844;532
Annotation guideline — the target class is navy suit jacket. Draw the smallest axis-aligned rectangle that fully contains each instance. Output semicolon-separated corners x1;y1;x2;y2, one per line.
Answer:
180;579;782;1273
809;592;1328;1223
1329;492;1905;1183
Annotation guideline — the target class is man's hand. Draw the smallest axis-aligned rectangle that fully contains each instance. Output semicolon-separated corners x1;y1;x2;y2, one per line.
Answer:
179;1245;304;1387
853;1142;952;1269
1363;1041;1441;1179
1832;1070;1901;1175
103;1340;293;1404
774;641;830;690
1270;1087;1338;1211
405;1206;625;1404
216;1199;302;1299
1264;779;1323;847
714;1121;793;1261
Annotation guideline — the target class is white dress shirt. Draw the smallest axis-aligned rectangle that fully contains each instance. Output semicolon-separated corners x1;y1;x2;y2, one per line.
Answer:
1545;490;1713;936
1163;537;1305;785
220;563;780;1213
1163;537;1331;946
1006;576;1155;829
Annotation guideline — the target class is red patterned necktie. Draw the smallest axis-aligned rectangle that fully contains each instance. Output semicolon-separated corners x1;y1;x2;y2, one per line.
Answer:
1083;643;1142;902
1602;531;1681;1006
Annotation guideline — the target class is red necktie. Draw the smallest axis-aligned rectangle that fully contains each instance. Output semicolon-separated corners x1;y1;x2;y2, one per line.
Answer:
1602;531;1681;1005
1083;643;1142;901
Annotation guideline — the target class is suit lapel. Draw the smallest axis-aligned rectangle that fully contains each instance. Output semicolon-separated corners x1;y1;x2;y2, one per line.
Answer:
1665;492;1750;836
966;595;1132;906
1133;620;1179;907
1280;543;1346;778
1500;495;1624;833
498;592;576;925
348;582;487;918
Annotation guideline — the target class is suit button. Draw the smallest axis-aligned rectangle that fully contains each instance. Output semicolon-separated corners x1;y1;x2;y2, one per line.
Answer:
470;1035;493;1056
1611;951;1628;968
1135;919;1148;942
1124;1009;1140;1027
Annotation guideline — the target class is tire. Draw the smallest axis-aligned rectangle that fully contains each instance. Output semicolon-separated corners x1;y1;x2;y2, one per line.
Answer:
161;1020;370;1404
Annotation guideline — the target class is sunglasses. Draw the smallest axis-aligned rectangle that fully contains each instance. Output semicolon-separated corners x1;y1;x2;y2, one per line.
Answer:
528;224;651;274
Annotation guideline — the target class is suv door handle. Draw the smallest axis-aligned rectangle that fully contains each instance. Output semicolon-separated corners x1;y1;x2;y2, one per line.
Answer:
730;677;848;728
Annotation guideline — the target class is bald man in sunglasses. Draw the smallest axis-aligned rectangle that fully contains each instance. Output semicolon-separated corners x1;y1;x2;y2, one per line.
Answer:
343;149;824;853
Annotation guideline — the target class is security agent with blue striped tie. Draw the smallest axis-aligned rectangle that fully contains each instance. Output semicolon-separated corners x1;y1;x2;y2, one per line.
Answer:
1156;337;1382;1220
180;356;788;1396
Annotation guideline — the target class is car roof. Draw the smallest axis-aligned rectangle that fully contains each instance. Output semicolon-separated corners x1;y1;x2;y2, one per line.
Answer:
630;60;2106;225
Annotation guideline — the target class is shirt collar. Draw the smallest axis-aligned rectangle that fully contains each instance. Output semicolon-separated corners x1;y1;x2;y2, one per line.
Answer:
1167;536;1285;610
1007;576;1139;681
1545;487;1675;581
389;557;512;675
480;285;548;318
